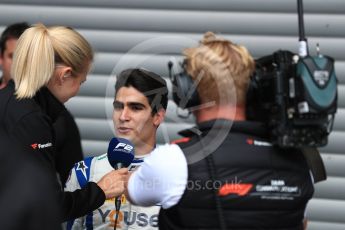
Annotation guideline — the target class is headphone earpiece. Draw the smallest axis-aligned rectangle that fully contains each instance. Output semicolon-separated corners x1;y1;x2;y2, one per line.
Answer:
168;60;200;109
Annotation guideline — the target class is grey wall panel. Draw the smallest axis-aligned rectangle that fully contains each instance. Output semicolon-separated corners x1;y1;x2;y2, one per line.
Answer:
77;75;111;98
337;85;345;108
65;97;113;119
79;30;345;60
321;154;345;177
308;221;345;230
81;140;108;157
307;199;345;223
1;4;345;37
81;30;197;54
333;109;345;131
335;61;345;84
2;0;345;14
90;52;184;79
76;118;114;141
91;53;116;75
313;177;345;200
319;131;345;154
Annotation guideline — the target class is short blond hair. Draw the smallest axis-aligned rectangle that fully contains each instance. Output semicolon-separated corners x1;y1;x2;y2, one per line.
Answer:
184;32;255;106
12;23;93;99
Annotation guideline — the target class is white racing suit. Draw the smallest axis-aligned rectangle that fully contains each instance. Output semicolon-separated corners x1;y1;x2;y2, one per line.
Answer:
65;153;160;230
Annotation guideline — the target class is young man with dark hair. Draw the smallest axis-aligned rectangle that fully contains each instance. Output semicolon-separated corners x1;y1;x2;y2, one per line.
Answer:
0;22;29;89
65;68;168;229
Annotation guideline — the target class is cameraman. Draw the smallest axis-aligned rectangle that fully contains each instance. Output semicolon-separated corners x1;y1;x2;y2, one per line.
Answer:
125;32;314;230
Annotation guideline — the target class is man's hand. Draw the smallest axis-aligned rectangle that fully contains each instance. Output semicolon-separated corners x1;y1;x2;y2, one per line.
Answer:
97;168;128;199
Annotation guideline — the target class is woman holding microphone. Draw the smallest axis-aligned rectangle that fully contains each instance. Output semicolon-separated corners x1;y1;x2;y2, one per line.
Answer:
0;24;127;221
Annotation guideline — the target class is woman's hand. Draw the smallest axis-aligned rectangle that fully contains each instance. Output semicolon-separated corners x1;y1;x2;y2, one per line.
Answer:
97;168;128;199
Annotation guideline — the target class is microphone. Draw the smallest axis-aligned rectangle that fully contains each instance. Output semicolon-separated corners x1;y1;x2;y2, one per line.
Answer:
107;137;135;170
106;137;135;230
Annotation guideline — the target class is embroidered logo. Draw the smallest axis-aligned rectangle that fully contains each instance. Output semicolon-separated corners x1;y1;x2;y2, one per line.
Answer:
31;143;38;149
219;183;253;196
76;161;88;179
246;138;271;146
30;142;52;149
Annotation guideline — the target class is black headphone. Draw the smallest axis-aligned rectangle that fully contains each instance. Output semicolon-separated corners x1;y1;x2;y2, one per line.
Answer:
168;60;200;110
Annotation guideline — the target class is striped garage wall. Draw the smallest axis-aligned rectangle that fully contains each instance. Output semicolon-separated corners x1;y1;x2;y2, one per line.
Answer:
0;1;344;229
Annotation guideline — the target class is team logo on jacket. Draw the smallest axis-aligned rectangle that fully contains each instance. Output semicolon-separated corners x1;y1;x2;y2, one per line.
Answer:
76;161;88;179
30;142;53;149
219;183;253;196
246;138;272;146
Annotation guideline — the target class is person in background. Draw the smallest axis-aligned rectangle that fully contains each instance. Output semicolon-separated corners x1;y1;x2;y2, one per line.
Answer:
0;23;128;221
0;22;84;186
65;68;168;229
125;32;314;230
0;22;29;89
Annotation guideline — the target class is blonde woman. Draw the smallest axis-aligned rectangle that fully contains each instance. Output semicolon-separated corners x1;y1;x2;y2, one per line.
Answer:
0;24;128;221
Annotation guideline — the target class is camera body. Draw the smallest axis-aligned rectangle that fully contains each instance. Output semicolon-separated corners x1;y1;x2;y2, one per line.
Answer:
246;50;337;147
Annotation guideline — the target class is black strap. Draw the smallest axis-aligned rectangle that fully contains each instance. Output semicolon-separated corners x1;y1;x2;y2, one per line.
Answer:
196;132;227;230
302;148;327;183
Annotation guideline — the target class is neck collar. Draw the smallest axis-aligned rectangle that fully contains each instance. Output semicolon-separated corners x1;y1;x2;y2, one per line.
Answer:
33;86;65;122
178;119;268;138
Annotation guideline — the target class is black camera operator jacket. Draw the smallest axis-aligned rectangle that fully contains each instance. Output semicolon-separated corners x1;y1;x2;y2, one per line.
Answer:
0;80;105;221
159;119;314;230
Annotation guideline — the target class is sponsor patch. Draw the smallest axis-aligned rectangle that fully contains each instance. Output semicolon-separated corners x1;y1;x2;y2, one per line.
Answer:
246;138;272;146
252;180;300;200
219;183;253;196
30;142;52;149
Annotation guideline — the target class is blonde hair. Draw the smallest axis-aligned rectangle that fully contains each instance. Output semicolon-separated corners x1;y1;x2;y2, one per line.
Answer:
184;31;255;106
12;23;93;99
